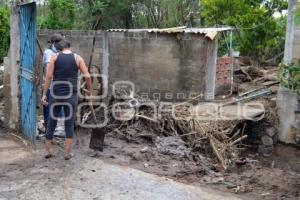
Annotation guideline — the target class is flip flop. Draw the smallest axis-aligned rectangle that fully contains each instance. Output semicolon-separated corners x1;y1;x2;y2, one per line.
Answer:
64;154;73;160
45;154;54;159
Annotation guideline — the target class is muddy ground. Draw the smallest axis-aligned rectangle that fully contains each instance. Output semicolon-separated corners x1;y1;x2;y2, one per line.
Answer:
1;132;241;200
72;128;300;200
0;126;299;200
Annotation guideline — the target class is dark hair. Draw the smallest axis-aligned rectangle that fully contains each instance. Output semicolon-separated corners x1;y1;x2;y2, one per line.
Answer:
55;39;71;51
48;33;64;44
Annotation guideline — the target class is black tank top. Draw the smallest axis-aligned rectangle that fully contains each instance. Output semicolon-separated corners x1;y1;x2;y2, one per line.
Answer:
52;53;78;96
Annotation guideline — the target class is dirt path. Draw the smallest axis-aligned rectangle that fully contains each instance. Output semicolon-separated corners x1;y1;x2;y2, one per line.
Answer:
0;133;240;200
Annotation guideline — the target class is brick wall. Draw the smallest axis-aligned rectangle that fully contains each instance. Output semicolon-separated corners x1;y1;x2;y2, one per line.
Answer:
215;57;232;95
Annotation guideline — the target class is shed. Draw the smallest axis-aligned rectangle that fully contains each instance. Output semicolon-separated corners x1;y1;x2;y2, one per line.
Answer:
104;27;233;101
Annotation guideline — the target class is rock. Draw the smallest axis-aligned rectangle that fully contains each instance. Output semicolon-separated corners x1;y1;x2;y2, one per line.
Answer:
155;136;191;158
261;135;273;146
143;163;149;168
258;145;273;157
140;147;149;153
265;127;277;137
203;176;225;184
129;152;142;161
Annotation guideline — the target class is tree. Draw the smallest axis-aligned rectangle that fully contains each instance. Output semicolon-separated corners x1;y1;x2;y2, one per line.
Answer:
39;0;76;29
132;0;200;28
36;0;287;65
0;6;9;62
200;0;288;64
75;0;108;30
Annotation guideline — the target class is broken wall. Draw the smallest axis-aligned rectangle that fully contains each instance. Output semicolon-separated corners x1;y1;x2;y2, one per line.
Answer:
215;57;233;95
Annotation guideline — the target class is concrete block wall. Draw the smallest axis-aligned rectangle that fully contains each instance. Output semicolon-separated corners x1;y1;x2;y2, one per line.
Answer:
37;30;104;104
277;88;300;144
37;30;219;102
37;30;104;68
106;31;218;101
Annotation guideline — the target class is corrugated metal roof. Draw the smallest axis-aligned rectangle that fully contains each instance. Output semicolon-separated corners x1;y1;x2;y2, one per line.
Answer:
108;27;233;40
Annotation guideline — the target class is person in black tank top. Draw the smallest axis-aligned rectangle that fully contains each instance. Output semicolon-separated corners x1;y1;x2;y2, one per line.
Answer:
42;40;92;160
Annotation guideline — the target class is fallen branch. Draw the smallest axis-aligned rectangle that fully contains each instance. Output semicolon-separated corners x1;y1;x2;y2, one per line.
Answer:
210;137;227;170
135;114;159;123
230;135;248;146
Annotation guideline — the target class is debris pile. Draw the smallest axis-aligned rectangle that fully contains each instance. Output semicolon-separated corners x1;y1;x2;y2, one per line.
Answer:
85;95;260;170
84;62;280;171
234;60;279;94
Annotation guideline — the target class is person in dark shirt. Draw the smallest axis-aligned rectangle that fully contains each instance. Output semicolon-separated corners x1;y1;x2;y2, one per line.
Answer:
42;33;64;131
42;40;92;160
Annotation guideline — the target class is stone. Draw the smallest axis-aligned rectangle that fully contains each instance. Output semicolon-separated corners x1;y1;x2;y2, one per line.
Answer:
258;145;273;157
155;136;191;158
261;135;273;146
140;147;149;153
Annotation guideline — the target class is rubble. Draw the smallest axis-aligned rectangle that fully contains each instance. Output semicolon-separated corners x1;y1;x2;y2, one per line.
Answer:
84;95;269;170
82;61;281;171
155;136;191;158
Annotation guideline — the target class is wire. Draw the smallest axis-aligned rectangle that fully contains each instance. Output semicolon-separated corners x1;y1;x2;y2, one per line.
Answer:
236;14;276;30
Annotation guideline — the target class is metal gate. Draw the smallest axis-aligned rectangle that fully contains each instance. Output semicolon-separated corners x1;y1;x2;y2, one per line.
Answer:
19;2;37;144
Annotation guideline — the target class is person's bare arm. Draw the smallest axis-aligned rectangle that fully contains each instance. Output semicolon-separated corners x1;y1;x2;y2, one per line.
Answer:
41;55;57;105
77;56;92;96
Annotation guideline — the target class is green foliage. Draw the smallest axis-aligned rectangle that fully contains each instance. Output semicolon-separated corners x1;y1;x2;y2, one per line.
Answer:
279;61;300;94
36;0;288;65
200;0;288;64
0;6;9;62
39;0;76;29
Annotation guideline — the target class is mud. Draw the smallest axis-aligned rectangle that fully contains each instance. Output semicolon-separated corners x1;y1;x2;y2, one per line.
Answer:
0;132;240;200
93;131;300;200
0;129;299;200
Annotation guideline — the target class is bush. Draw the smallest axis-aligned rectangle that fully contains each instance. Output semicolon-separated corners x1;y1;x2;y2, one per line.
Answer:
279;61;300;94
200;0;288;65
0;6;9;62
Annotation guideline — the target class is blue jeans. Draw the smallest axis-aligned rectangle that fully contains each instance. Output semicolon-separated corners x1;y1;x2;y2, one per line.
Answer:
46;93;78;140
